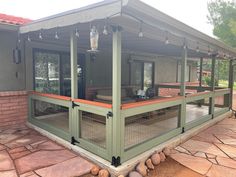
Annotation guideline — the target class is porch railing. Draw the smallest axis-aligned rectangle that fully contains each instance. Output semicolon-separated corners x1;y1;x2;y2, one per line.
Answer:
28;89;231;164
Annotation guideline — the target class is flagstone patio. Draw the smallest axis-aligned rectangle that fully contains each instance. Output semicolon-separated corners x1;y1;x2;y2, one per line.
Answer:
171;116;236;177
0;124;93;177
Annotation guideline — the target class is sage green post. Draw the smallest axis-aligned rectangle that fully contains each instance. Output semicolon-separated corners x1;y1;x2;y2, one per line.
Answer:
70;31;78;137
112;26;122;164
199;57;203;92
210;55;216;116
70;31;78;99
229;59;234;108
180;46;187;131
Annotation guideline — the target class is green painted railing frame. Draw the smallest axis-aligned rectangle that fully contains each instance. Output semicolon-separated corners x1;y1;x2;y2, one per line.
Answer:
73;102;113;161
120;97;183;162
28;94;72;141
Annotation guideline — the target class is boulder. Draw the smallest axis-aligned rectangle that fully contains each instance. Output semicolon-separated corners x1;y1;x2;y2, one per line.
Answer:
163;147;171;156
129;171;142;177
90;165;100;176
151;153;161;165
145;158;154;170
136;162;147;176
159;152;166;162
98;169;109;177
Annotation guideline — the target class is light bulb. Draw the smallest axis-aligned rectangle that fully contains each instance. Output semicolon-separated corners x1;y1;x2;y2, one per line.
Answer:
75;28;80;38
138;31;143;38
55;31;59;40
165;37;169;45
103;26;108;35
196;46;200;53
208;50;211;56
39;32;43;40
27;35;31;42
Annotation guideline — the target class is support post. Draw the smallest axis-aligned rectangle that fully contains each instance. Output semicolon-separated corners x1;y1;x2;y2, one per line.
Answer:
70;30;78;138
70;31;78;99
210;55;216;116
180;46;187;132
229;59;234;108
111;26;122;166
199;57;203;91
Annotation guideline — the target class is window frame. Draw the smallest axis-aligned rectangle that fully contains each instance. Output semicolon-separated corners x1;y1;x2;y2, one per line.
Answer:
129;60;155;90
176;61;191;82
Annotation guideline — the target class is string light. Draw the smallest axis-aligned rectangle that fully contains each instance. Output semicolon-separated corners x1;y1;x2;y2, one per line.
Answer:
27;35;31;42
55;31;59;40
103;26;108;35
165;31;169;44
138;22;143;38
17;33;21;43
75;28;80;38
39;32;43;40
196;42;199;52
208;46;211;56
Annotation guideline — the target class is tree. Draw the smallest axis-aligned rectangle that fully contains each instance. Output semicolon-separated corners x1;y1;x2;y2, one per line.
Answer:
207;0;236;47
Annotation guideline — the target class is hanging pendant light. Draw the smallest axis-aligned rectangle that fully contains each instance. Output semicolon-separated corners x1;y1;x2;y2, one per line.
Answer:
88;26;99;52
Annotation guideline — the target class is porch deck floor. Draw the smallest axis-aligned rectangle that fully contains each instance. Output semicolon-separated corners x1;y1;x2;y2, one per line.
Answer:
35;104;218;149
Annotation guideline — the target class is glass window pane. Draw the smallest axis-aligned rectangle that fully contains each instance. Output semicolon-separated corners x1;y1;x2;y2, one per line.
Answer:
144;63;153;91
34;51;60;94
61;54;71;97
131;62;142;89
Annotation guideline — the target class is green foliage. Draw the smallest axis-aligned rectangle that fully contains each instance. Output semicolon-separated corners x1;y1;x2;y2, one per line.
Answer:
203;76;219;86
207;0;236;47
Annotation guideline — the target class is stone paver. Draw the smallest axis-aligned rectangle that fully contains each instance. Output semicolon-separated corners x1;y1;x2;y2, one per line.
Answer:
215;134;236;146
181;139;227;157
15;150;76;174
216;156;236;169
207;164;236;177
0;150;15;171
0;170;18;177
170;117;236;177
214;143;236;158
170;152;212;175
35;156;93;177
0;124;94;177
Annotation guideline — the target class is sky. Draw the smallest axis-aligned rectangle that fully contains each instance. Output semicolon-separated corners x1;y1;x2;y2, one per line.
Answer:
0;0;214;37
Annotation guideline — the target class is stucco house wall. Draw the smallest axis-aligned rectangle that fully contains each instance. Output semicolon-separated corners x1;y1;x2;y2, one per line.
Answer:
0;21;28;128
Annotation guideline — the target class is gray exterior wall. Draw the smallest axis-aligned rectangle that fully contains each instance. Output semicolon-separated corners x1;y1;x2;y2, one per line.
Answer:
24;40;198;92
0;30;25;91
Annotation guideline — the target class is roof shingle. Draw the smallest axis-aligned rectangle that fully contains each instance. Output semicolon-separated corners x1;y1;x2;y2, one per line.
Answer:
0;13;31;25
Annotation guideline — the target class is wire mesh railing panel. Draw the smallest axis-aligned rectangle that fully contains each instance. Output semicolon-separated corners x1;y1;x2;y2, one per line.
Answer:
124;105;180;149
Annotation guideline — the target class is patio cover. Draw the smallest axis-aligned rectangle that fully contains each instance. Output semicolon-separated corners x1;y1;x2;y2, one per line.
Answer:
19;0;236;58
